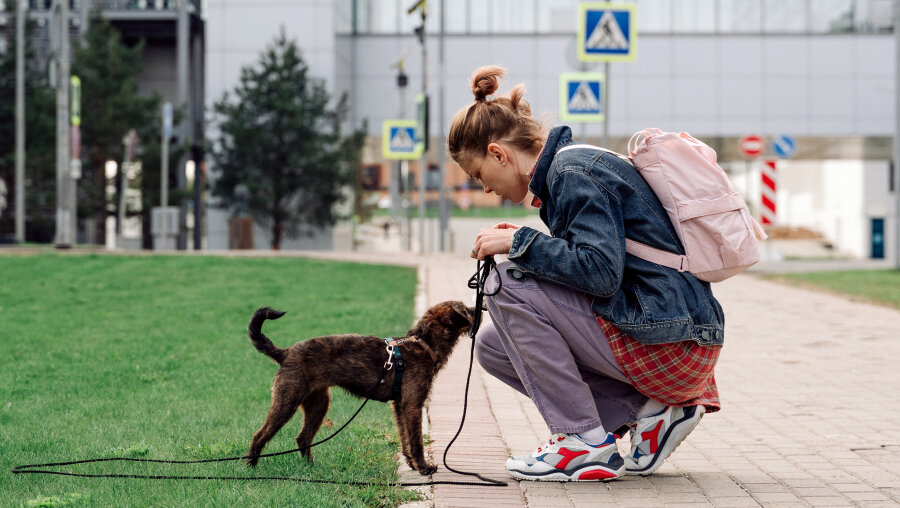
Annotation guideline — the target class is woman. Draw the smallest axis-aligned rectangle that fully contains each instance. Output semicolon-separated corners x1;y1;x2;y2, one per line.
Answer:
447;66;723;482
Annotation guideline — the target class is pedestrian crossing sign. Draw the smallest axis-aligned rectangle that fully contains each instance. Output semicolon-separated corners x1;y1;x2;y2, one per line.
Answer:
382;120;423;160
559;73;605;123
577;3;637;62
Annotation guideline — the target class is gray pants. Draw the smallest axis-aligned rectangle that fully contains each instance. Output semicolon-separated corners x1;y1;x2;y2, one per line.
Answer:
475;262;648;435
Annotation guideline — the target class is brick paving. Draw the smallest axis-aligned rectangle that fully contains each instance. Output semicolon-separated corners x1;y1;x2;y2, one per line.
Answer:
407;252;900;507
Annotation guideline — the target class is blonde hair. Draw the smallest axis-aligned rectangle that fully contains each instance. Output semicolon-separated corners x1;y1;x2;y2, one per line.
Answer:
447;66;545;171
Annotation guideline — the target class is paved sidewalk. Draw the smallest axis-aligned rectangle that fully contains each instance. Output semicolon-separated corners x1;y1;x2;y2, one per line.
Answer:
407;253;900;507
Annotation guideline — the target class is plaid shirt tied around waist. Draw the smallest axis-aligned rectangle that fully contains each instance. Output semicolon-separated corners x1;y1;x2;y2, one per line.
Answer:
597;316;721;413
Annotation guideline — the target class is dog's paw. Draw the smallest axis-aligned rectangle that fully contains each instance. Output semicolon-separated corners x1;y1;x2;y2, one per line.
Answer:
418;463;437;476
244;457;258;468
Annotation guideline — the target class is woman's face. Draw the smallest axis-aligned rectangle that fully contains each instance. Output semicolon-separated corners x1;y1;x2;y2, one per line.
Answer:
465;144;530;204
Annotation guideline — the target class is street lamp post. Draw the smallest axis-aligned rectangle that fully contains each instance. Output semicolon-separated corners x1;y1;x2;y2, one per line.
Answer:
408;0;427;254
52;0;72;248
104;160;117;249
15;0;26;243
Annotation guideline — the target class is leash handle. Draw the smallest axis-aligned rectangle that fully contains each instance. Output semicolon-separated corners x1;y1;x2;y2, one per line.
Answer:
467;256;499;339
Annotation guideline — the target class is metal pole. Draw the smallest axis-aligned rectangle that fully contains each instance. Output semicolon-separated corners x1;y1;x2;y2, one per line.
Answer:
894;0;900;268
79;0;90;41
579;62;588;142
176;0;189;249
437;0;448;251
417;7;427;254
15;0;26;243
602;61;610;148
54;0;72;248
119;130;137;249
160;102;171;249
68;76;80;245
192;31;204;250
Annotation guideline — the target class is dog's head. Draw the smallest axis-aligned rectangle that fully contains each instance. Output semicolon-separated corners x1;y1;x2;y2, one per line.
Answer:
410;300;476;349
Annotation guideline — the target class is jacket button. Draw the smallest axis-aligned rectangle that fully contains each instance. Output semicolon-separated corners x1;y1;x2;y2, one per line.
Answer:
701;331;710;340
511;269;523;279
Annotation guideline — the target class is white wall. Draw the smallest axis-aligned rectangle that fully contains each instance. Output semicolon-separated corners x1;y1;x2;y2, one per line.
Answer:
343;33;894;139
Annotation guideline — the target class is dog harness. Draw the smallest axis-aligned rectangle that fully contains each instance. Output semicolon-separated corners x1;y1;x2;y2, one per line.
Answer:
383;336;437;401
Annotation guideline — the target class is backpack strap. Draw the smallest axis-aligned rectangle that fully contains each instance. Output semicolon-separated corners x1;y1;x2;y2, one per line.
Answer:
555;143;688;272
556;143;630;162
624;239;688;272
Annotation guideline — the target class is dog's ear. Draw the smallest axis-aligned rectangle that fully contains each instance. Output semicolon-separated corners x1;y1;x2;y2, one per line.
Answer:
446;301;474;329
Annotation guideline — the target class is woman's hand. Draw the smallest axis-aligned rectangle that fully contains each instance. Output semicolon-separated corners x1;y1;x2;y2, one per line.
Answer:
471;222;522;259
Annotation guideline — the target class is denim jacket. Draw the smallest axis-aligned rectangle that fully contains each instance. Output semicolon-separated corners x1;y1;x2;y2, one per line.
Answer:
508;126;725;346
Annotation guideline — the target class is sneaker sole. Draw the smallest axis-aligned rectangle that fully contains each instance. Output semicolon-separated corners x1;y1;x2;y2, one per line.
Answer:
507;463;624;482
625;405;705;476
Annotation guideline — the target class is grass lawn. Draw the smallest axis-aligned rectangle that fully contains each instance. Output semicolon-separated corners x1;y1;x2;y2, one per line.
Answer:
762;269;900;310
0;253;419;507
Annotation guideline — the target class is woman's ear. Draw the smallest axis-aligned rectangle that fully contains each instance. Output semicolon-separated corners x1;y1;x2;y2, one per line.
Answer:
486;143;506;165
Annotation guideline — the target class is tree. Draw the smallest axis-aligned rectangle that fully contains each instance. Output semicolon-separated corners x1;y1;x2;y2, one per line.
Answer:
72;10;163;245
0;12;59;242
211;30;364;250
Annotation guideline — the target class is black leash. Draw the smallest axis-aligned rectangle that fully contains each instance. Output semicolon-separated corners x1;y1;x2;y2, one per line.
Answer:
441;256;504;486
11;258;508;489
466;256;500;340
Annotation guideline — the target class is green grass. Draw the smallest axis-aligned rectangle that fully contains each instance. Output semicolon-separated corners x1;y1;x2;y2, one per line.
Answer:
763;269;900;310
0;254;420;507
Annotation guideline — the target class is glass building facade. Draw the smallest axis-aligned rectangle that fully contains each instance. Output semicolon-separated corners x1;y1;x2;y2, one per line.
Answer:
337;0;894;35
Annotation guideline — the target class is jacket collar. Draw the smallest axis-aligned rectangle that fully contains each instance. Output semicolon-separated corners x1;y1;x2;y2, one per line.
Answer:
528;126;573;206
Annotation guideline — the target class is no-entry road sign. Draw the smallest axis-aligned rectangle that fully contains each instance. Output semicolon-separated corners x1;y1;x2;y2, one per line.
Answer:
739;135;763;158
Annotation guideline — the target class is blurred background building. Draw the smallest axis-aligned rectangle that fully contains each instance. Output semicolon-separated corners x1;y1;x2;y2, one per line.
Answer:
1;0;896;259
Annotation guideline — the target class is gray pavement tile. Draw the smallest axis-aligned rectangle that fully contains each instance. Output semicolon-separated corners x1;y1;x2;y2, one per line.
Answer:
750;492;804;504
801;497;855;506
703;496;761;507
844;490;894;502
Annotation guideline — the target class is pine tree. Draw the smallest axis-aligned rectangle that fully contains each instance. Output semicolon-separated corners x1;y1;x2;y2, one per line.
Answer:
210;30;364;250
0;12;58;242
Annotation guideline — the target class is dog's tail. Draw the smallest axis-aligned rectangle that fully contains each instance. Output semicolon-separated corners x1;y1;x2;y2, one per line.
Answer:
248;307;288;365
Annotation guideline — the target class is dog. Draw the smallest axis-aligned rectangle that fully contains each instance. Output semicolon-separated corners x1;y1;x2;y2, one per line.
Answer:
245;300;475;475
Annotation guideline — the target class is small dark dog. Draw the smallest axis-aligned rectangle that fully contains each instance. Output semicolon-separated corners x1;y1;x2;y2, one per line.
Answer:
245;300;474;475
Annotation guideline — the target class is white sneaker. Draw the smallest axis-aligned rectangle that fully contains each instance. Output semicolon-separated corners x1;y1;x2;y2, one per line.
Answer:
623;405;705;475
505;432;624;481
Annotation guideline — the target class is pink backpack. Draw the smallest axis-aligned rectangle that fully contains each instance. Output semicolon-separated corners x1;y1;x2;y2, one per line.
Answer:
558;128;766;282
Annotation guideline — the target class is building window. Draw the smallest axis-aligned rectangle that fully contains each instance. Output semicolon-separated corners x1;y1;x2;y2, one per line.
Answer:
537;0;576;32
344;0;895;36
810;0;855;32
632;0;673;33
719;0;761;33
762;0;807;33
490;0;536;33
671;0;716;33
360;165;381;191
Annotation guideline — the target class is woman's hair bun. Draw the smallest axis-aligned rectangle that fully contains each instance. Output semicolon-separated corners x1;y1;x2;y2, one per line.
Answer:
470;65;506;102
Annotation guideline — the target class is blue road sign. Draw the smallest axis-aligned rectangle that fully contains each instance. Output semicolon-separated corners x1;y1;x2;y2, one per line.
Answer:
382;120;422;160
772;134;797;159
578;3;637;62
559;72;605;122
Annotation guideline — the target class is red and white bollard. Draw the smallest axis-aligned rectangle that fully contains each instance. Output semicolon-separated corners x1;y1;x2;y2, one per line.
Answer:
760;159;777;225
